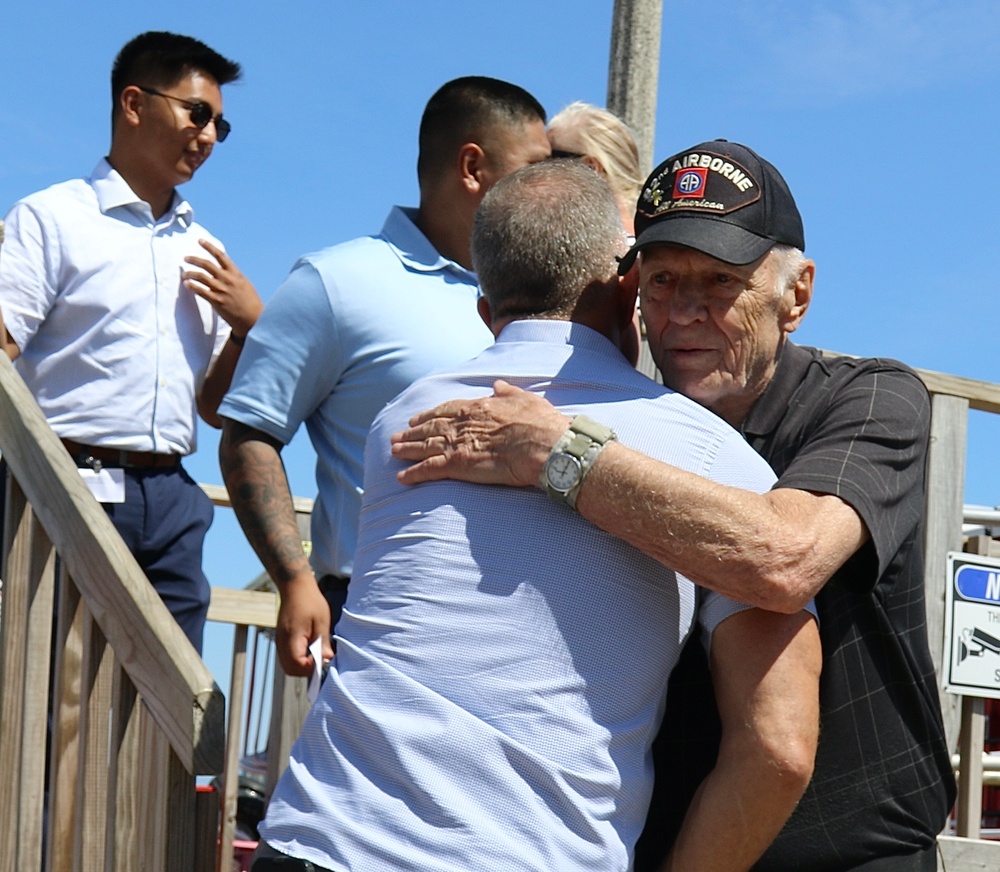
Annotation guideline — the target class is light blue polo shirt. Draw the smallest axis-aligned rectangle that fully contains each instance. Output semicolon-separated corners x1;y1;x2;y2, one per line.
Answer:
219;207;493;577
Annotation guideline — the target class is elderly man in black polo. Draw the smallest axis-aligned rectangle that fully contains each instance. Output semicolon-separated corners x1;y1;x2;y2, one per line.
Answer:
390;139;956;871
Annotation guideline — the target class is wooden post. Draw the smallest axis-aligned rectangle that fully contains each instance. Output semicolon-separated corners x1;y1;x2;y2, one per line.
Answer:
608;0;663;381
0;482;34;869
607;0;663;175
266;670;310;797
957;696;985;837
219;624;249;872
79;606;115;868
47;567;84;870
924;393;969;753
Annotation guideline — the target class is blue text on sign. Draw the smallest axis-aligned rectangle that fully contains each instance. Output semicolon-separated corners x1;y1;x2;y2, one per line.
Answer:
956;565;1000;604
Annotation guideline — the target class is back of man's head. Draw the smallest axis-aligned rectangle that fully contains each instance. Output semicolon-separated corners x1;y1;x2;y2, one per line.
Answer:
417;76;546;185
111;31;241;125
472;160;626;321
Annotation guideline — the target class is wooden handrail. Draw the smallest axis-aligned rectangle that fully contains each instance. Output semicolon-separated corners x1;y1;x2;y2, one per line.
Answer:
0;351;224;774
817;348;1000;415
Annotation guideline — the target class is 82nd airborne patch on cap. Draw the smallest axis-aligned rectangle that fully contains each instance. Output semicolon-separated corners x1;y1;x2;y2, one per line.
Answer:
639;150;762;219
673;167;708;199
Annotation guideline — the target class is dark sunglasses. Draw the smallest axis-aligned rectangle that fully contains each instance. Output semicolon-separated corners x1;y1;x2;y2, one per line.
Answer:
549;149;585;160
138;86;231;142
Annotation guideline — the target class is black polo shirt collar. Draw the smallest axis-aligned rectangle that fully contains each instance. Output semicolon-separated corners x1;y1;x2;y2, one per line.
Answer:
740;341;818;438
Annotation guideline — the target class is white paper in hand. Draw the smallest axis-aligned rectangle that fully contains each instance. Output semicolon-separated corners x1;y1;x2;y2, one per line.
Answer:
307;636;326;703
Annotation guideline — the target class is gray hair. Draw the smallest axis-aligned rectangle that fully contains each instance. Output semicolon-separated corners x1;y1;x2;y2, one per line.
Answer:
547;102;644;212
769;244;808;296
471;160;627;320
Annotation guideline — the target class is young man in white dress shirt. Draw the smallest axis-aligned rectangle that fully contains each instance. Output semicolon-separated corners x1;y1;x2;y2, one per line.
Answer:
0;31;262;651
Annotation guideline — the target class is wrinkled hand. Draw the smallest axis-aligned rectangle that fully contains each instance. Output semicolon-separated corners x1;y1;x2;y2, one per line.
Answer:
390;380;570;487
183;239;263;337
275;574;334;677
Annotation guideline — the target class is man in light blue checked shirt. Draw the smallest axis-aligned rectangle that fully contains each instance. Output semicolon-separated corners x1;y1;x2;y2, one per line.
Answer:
252;161;819;872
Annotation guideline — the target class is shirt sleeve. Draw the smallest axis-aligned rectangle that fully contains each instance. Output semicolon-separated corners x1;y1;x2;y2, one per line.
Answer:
218;258;347;444
0;200;60;352
693;426;821;650
774;362;930;591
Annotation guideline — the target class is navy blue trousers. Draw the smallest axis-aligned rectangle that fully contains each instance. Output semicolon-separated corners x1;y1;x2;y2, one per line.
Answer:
1;460;212;651
101;465;213;653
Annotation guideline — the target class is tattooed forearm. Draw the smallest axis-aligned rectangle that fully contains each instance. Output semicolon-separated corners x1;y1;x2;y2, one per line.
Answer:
220;420;312;588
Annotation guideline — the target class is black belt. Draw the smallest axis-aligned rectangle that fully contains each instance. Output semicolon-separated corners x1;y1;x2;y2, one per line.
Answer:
318;574;350;596
839;843;938;871
61;439;181;470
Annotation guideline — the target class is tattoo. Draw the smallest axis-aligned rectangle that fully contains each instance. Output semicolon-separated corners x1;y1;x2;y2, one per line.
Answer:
220;422;310;586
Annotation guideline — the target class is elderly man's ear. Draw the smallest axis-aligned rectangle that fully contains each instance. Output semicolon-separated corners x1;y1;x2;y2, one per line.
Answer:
782;260;816;336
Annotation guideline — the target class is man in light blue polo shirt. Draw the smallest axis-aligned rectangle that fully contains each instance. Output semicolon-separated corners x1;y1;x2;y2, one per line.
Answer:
219;76;550;676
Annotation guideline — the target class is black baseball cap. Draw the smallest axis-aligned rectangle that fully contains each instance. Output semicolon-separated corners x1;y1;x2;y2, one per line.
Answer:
618;139;804;274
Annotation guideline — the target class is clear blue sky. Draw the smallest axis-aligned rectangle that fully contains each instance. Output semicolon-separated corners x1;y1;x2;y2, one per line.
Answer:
3;1;999;694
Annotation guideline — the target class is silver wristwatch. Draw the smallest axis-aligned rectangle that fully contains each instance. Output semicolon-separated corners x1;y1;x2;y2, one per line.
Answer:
541;415;616;510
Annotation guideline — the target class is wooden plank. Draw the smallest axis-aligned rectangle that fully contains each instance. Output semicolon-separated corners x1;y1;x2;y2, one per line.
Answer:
964;535;996;556
0;478;31;871
937;835;1000;869
924;393;968;753
46;569;83;872
138;709;170;872
18;517;56;871
79;610;115;871
265;669;309;797
219;625;249;872
109;667;139;872
165;746;196;872
112;677;176;872
0;354;224;775
956;696;986;837
917;368;1000;415
207;588;277;629
816;348;1000;415
194;786;218;872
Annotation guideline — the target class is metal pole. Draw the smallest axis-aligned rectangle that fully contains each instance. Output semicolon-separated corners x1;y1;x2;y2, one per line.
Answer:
607;0;663;174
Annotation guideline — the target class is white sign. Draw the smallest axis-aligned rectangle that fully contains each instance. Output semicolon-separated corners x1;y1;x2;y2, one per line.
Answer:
944;551;1000;699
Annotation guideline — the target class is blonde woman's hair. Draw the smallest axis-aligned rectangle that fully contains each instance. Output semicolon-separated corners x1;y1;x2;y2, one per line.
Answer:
547;102;644;209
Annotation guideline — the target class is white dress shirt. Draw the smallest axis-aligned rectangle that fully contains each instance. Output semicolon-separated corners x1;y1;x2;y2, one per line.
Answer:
0;159;230;454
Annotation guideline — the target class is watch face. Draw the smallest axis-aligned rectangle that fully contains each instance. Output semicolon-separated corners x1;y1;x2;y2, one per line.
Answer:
545;452;582;492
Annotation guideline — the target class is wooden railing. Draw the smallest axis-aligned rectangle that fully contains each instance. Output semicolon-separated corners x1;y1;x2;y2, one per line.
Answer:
3;342;1000;870
0;350;224;870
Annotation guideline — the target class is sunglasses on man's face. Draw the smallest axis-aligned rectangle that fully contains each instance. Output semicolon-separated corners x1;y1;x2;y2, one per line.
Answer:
138;86;232;142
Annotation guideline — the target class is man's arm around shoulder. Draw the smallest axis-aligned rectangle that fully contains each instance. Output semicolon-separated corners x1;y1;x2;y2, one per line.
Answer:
390;381;868;612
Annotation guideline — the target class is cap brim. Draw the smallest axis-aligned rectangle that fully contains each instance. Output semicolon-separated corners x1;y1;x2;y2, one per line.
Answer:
617;215;777;275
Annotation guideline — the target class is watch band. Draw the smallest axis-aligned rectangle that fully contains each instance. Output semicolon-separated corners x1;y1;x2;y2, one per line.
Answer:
542;415;616;510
